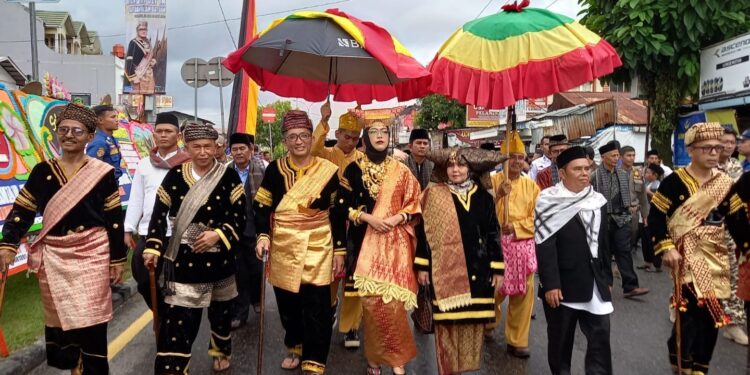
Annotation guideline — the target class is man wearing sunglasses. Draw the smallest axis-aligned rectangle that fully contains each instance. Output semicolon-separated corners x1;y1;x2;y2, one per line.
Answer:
650;122;750;374
254;110;346;374
311;102;366;349
0;103;126;374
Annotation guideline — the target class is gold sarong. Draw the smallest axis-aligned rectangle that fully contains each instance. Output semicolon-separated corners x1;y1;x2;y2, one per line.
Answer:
435;323;484;375
669;172;733;324
269;158;338;293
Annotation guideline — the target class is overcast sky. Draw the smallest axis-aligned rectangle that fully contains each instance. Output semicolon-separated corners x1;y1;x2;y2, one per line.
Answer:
38;0;582;131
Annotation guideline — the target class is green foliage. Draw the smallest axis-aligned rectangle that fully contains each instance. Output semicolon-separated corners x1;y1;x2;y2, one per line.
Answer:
414;94;466;130
255;100;293;159
579;0;750;164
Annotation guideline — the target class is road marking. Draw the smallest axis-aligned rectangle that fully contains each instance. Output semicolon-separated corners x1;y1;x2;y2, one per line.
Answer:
108;310;152;360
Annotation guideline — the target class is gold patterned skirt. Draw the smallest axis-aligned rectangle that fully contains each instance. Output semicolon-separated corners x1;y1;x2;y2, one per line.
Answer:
434;323;484;375
361;296;417;368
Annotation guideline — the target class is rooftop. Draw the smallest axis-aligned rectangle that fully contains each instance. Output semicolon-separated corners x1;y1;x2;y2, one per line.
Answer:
548;92;648;125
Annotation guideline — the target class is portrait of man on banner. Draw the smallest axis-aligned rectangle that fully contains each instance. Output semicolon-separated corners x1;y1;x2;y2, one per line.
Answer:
123;0;168;94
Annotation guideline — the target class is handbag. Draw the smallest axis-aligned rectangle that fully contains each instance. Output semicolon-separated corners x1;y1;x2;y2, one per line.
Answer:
411;285;434;334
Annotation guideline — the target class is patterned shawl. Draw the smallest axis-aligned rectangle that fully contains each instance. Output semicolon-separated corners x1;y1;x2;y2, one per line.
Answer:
149;147;191;170
592;165;631;215
404;155;434;190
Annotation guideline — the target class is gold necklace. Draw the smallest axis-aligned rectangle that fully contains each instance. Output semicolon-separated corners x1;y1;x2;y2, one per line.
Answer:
360;157;390;199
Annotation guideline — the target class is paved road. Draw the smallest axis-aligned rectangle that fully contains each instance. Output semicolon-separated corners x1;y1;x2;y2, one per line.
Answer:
29;256;747;374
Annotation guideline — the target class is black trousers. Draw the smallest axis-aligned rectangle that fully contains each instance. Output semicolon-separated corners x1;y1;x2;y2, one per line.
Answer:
274;284;333;369
45;323;108;373
668;284;719;374
608;217;640;292
132;237;165;312
155;299;234;374
233;241;263;322
640;225;662;268
542;302;612;375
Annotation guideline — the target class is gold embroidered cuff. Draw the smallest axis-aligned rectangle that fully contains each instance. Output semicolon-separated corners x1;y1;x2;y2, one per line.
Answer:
654;239;676;256
110;259;127;266
414;257;429;266
144;248;161;257
490;261;505;270
334;248;346;256
214;229;231;250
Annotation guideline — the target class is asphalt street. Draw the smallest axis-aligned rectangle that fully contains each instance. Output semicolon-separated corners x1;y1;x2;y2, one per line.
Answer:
28;255;747;374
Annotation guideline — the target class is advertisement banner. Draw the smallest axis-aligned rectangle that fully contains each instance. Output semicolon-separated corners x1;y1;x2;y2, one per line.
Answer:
700;32;750;101
499;100;527;125
123;0;168;95
674;111;706;167
466;105;501;127
445;128;495;148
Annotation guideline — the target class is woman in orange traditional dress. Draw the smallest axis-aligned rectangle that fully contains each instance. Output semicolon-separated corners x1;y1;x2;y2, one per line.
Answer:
415;147;505;374
337;120;421;375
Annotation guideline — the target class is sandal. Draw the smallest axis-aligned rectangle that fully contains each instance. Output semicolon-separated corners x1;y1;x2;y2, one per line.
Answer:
281;352;301;370
366;365;381;375
393;366;406;375
213;356;231;372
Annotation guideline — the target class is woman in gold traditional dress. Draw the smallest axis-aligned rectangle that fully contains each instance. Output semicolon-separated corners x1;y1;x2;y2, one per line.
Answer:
415;147;506;374
337;120;421;375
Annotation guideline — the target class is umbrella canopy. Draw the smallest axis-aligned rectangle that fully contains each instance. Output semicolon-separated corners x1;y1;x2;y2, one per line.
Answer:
223;9;431;104
428;1;622;110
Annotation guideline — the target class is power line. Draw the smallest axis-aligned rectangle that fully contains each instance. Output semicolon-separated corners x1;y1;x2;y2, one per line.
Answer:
545;0;561;9
0;0;351;44
216;0;237;48
474;0;493;19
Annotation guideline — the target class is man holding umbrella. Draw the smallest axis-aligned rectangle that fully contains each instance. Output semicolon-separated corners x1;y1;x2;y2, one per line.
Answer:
311;102;366;348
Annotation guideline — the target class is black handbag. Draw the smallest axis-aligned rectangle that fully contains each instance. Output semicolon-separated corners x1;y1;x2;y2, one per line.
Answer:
411;285;434;334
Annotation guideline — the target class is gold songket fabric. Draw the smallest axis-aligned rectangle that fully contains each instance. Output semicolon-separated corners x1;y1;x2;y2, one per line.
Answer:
354;161;421;310
668;172;733;325
361;296;417;367
434;323;484;375
421;184;472;311
269;160;338;293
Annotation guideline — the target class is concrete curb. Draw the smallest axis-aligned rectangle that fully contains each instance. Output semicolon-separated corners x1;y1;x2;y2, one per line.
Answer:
0;278;138;374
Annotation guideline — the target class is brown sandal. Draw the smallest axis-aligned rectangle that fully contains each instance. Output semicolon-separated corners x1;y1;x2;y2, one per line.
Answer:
281;352;301;370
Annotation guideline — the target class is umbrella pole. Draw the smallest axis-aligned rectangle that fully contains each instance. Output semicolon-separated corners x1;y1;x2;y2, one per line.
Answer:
502;105;514;223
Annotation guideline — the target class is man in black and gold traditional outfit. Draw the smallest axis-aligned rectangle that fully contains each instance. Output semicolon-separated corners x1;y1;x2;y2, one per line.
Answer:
143;121;247;374
0;103;126;374
650;122;750;375
254;110;346;374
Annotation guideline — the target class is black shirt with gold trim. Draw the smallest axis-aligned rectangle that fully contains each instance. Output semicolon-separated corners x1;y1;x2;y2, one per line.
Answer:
0;159;126;266
648;168;750;257
144;162;247;284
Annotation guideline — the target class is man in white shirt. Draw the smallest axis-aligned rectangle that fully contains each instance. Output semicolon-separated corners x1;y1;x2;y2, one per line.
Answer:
124;113;190;310
528;135;551;181
646;149;673;177
535;146;613;375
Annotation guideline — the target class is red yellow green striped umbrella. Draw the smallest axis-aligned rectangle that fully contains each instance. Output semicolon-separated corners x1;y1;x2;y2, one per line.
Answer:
428;1;622;110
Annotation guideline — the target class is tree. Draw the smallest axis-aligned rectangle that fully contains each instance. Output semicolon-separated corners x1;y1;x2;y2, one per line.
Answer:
579;0;750;165
255;100;292;159
414;94;466;130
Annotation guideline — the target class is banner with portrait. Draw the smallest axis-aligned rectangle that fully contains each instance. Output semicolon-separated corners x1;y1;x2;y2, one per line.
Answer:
123;0;168;94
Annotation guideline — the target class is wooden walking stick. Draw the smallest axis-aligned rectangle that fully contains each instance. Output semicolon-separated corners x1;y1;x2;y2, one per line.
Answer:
0;268;11;358
673;264;683;374
257;247;269;375
148;263;160;341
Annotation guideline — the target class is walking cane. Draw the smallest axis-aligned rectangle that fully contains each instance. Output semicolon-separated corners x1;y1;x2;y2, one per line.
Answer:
673;265;683;374
257;247;269;375
0;268;9;358
148;263;160;341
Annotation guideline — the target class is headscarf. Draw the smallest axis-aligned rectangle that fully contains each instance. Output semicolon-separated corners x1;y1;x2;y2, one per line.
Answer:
363;121;389;164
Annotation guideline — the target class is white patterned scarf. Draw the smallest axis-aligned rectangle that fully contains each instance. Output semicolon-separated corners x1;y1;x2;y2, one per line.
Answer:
535;182;607;258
